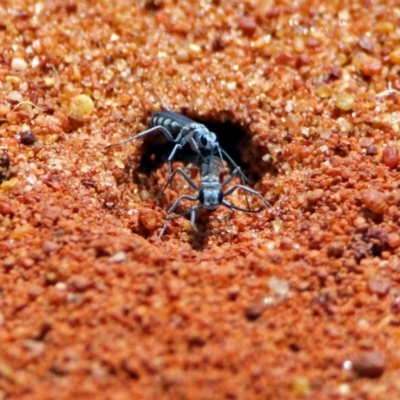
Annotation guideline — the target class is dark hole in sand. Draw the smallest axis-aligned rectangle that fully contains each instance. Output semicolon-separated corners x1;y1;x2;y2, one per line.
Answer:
137;119;262;183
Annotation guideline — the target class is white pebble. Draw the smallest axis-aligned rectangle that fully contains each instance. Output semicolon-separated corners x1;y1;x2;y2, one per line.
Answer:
26;175;37;185
55;282;67;291
262;153;271;162
109;251;127;263
114;159;124;169
267;275;290;297
11;57;28;71
8;90;23;102
140;189;151;201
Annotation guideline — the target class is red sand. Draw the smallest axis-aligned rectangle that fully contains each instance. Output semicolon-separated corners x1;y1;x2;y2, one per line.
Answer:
1;0;400;398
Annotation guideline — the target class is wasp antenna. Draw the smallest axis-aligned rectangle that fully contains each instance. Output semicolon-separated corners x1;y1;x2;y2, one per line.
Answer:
143;81;172;111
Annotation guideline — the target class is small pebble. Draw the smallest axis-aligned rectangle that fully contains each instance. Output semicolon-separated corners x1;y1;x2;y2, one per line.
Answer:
389;48;400;65
70;276;90;291
267;276;289;297
292;376;310;396
11;225;32;239
44;77;55;87
3;256;15;269
11;57;28;71
359;137;373;148
386;191;400;206
387;232;400;249
382;146;399;169
227;285;240;300
211;36;225;52
366;145;377;156
245;301;265;321
351;351;386;378
67;113;85;130
360;189;388;214
65;0;78;13
6;75;21;84
138;208;159;231
326;241;345;258
41;205;61;223
0;202;13;215
42;241;60;254
391;297;400;313
272;219;283;232
104;54;114;65
293;36;305;53
69;94;95;116
353;216;366;227
109;251;127;263
306;189;324;205
375;21;394;34
238;16;257;36
23;340;45;355
145;0;164;10
335;92;355;111
352;52;369;70
367;275;391;296
315;85;332;98
360;58;382;76
358;37;374;52
140;189;151;201
176;48;190;63
20;130;36;146
1;177;20;191
305;37;320;48
7;90;23;103
337;383;351;395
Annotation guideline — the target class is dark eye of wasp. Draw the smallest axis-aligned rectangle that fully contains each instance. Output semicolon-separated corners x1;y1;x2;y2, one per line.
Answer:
200;136;208;147
199;189;205;204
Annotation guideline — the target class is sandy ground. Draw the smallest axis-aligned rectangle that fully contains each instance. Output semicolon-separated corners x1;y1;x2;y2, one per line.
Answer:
1;0;400;398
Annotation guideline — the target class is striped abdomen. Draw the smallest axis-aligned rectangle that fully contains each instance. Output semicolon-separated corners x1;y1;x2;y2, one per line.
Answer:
150;110;191;136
